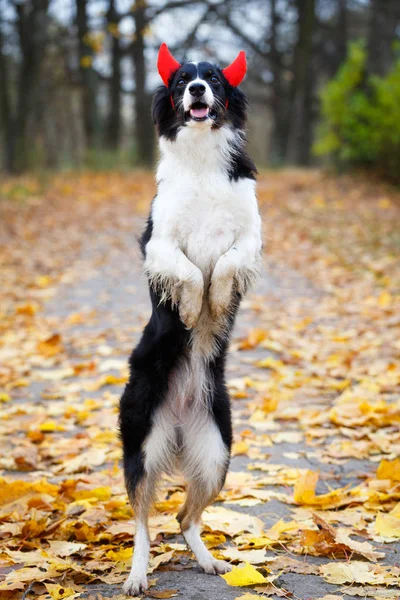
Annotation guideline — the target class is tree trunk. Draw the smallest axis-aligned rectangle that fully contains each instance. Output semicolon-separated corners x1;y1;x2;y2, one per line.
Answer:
0;16;15;172
105;0;122;149
367;0;398;76
132;0;154;166
76;0;101;148
268;0;287;164
12;0;50;172
336;0;348;67
286;0;315;165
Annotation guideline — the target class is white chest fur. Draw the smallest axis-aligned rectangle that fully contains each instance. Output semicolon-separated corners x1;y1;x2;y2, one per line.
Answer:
153;125;258;279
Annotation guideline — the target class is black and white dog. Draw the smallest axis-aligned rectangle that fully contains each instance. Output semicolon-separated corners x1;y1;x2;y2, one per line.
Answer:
119;43;262;596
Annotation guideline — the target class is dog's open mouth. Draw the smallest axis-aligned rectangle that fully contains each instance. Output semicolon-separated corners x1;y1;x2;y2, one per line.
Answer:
189;102;211;121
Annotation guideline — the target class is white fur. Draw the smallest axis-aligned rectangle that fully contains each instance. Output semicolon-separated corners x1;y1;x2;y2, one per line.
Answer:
126;115;262;594
145;124;262;355
182;77;214;112
183;522;231;574
143;358;228;486
123;522;150;595
180;409;229;494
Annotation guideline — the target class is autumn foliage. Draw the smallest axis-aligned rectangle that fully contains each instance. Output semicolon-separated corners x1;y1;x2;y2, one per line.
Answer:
0;170;399;599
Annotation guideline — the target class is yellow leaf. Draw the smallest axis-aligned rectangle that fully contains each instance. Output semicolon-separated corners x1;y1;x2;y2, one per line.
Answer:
378;291;392;308
391;502;400;517
220;562;267;586
0;478;58;507
232;441;249;456
36;275;52;287
221;548;267;565
16;303;38;316
44;583;77;599
0;392;10;402
239;328;268;350
47;541;87;557
234;595;261;600
85;373;128;391
377;458;400;482
255;357;284;371
293;470;318;504
37;333;63;357
202;533;226;548
39;421;66;432
261;395;279;413
73;486;112;502
203;506;264;537
374;513;400;538
106;547;133;561
319;561;399;585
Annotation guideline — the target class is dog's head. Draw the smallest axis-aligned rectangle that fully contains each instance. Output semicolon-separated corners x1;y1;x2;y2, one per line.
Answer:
152;43;248;140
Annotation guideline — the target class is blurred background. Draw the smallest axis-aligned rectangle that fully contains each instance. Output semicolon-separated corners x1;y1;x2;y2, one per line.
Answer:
1;0;400;179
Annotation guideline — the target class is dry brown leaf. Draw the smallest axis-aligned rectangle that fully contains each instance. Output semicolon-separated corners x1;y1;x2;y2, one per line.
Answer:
146;591;179;599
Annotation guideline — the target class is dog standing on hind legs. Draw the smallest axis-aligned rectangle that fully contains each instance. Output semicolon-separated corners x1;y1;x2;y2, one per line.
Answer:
119;43;262;596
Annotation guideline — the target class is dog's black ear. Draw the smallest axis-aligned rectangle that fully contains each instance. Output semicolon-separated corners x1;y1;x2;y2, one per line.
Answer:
152;85;180;140
152;85;173;127
226;86;248;130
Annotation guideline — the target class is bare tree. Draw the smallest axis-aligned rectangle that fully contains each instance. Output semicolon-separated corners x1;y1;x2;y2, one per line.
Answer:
131;0;154;166
0;0;51;172
286;0;315;165
269;0;287;163
76;0;101;148
105;0;123;150
367;0;399;76
0;12;14;172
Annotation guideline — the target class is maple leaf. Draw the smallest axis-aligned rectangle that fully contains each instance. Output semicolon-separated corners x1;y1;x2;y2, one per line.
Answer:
220;562;269;586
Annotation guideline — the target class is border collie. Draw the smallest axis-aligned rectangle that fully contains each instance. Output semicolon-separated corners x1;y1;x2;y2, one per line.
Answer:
119;43;262;596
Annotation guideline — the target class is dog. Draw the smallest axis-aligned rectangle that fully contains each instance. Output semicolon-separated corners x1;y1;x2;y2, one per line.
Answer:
119;43;262;596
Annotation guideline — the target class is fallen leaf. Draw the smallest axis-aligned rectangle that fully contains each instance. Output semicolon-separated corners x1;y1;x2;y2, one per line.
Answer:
377;458;400;482
146;591;179;599
373;512;400;539
319;562;400;585
44;583;77;599
220;562;268;586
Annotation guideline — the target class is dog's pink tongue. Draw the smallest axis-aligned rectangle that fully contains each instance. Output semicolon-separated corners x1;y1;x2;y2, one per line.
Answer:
190;106;209;119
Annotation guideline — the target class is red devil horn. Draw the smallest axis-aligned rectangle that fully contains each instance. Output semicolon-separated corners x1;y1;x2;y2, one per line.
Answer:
222;50;247;87
157;43;181;86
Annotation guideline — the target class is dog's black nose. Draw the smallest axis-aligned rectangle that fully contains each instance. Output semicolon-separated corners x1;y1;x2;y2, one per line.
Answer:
189;83;206;97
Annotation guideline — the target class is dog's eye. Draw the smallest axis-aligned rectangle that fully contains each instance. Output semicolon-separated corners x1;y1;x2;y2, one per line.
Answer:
209;75;219;84
177;78;186;86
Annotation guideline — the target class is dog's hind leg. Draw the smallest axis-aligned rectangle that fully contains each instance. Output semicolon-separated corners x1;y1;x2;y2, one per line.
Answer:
121;402;177;596
178;412;232;575
122;469;156;596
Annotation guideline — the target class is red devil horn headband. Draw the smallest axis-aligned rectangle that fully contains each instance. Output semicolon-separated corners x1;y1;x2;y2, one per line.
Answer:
157;44;247;88
157;43;181;86
222;50;247;87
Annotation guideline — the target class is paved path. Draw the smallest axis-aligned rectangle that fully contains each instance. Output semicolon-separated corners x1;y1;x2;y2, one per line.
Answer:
2;178;399;600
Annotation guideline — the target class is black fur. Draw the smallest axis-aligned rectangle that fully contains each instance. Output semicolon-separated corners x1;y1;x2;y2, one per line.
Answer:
120;59;254;506
152;60;257;181
119;215;238;503
120;216;191;501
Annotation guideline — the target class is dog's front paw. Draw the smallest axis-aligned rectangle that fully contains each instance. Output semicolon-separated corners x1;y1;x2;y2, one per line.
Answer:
200;558;232;575
179;272;204;329
209;254;237;320
122;571;148;596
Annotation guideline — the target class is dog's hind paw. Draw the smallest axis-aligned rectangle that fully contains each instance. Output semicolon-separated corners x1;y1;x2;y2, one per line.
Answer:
122;572;148;596
201;558;232;575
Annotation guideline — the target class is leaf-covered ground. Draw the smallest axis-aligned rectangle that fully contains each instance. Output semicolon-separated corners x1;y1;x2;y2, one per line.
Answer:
0;170;399;600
